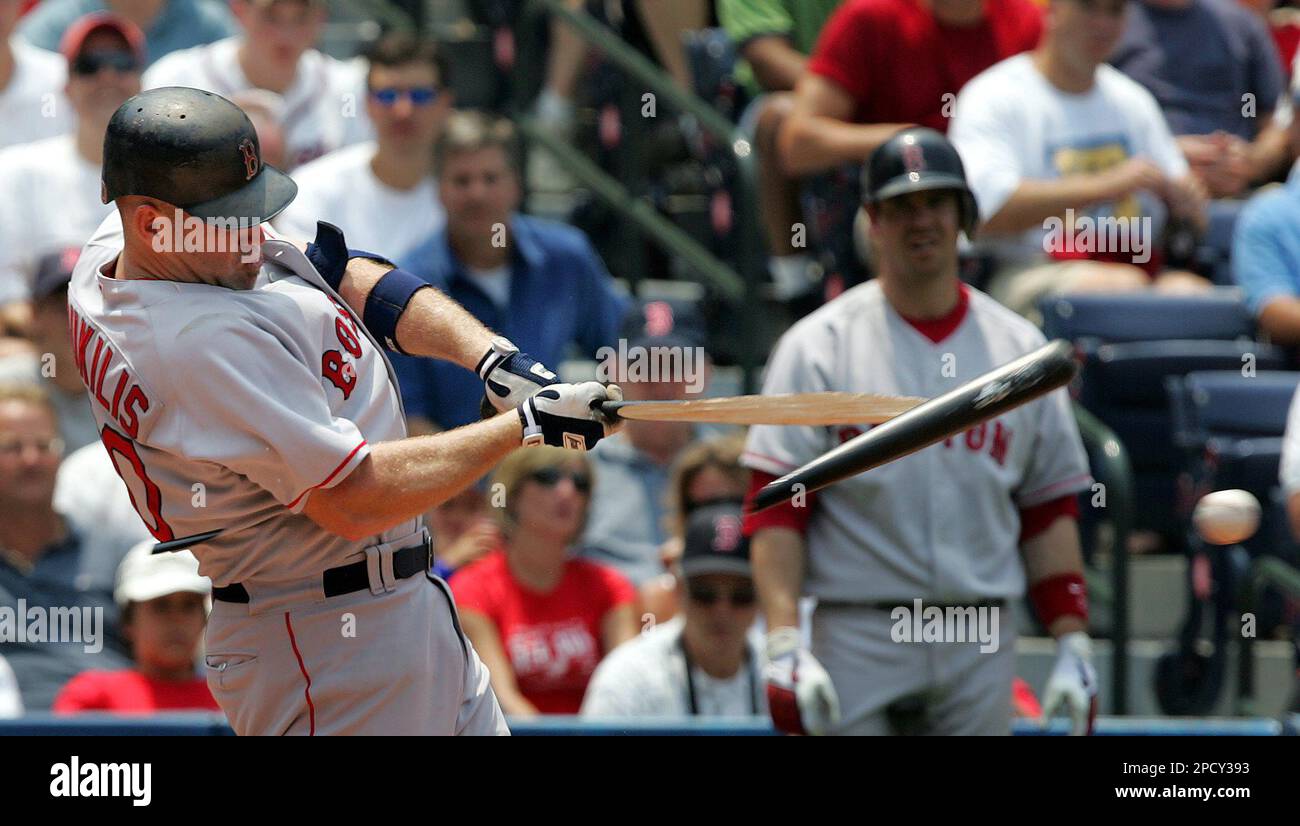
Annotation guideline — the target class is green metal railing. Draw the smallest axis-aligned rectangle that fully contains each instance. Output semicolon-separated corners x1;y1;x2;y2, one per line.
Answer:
512;0;766;391
1234;555;1300;716
1074;403;1133;715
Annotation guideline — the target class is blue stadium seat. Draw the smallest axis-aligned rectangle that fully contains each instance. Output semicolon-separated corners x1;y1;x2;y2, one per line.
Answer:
1054;317;1289;545
1040;290;1256;346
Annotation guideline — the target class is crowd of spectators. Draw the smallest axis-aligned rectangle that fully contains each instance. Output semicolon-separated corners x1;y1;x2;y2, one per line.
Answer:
1;0;1298;724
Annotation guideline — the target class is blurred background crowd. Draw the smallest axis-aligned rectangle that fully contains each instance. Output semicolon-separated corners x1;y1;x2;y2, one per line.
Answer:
0;0;1298;728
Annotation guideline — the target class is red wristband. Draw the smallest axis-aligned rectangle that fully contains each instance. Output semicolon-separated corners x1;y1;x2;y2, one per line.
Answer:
1029;572;1089;627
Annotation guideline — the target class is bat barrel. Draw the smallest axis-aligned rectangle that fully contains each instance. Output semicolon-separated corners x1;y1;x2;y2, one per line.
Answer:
752;339;1077;511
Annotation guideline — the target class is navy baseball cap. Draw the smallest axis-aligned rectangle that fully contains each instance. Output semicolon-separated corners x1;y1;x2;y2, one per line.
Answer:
621;298;709;351
31;247;81;302
680;502;751;579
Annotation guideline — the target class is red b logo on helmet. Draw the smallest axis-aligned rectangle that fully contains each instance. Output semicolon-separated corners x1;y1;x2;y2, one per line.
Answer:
902;142;926;174
239;138;259;181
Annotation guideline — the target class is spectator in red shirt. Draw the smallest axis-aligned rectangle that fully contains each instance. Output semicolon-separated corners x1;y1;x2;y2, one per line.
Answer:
53;539;218;714
778;0;1043;178
451;448;638;717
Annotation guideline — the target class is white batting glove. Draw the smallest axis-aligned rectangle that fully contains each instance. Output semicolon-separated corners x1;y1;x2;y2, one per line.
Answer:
1040;631;1098;736
764;626;840;736
519;382;623;450
478;336;558;416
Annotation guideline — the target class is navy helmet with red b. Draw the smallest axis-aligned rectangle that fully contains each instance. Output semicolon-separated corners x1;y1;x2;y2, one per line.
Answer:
861;127;979;235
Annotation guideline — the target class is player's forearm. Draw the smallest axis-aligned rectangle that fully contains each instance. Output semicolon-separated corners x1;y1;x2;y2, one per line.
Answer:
979;177;1119;236
305;413;522;540
751;527;806;629
1020;516;1087;637
777;117;908;176
334;257;495;372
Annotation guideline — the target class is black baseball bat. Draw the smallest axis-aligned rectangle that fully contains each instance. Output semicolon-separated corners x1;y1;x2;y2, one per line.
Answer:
751;339;1079;512
152;529;223;554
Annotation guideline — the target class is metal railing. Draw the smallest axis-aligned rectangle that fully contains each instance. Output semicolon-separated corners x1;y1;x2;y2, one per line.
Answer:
1074;403;1134;715
1235;555;1300;716
511;0;766;391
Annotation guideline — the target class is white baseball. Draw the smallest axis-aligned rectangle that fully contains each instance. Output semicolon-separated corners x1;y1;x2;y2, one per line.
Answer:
1192;489;1262;545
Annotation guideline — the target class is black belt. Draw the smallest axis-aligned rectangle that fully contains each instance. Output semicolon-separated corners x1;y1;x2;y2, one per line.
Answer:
213;539;431;604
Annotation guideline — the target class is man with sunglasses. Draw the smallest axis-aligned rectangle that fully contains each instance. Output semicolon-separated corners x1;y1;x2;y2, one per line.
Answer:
582;502;767;719
275;33;452;261
142;0;371;169
0;12;142;324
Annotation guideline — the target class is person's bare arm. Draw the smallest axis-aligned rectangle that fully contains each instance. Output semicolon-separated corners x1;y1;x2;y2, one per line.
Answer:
751;526;805;630
1287;489;1300;543
980;159;1165;236
333;257;495;373
601;603;639;651
459;609;540;717
1019;517;1087;638
1257;296;1300;346
302;413;522;540
742;35;807;92
1247;115;1293;184
777;73;911;176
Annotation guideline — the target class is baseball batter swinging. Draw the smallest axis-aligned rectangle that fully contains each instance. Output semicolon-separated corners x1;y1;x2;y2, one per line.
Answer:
67;87;623;735
743;128;1099;736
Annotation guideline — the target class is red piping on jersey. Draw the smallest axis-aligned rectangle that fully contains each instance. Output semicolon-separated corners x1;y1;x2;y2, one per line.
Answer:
286;439;368;510
284;612;316;736
897;283;970;344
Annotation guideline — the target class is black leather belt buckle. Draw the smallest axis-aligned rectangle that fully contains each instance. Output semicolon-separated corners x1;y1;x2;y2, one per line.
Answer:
214;537;432;604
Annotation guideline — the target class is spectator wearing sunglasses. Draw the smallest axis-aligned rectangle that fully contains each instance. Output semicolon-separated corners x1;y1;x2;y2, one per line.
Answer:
19;0;235;67
450;448;638;717
275;33;452;260
1;0;73;150
142;0;371;169
640;433;751;625
0;12;141;321
581;502;767;719
391;111;629;432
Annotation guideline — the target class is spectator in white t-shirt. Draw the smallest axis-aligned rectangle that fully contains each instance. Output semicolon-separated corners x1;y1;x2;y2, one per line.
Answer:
0;0;73;149
0;12;142;324
949;0;1211;321
142;0;371;170
581;502;768;719
274;33;451;258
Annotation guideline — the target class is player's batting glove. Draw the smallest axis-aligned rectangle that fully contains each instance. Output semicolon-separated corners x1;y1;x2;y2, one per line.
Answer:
764;626;840;736
479;336;559;418
519;382;623;450
1040;631;1098;736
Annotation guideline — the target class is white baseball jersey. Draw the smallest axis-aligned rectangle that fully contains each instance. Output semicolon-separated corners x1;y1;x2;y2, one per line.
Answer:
66;212;416;587
142;37;373;169
743;281;1091;604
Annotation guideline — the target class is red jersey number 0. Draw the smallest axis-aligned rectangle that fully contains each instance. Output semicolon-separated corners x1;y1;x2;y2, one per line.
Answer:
100;426;176;542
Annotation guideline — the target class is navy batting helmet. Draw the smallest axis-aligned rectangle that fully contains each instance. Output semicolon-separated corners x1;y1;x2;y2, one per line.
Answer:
101;87;297;223
861;127;978;235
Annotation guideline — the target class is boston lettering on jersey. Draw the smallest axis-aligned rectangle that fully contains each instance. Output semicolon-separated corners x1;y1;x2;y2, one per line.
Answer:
322;295;363;399
836;420;1012;466
67;303;153;440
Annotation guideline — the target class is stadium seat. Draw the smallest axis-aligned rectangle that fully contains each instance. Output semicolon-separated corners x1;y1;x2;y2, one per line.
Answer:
1040;289;1256;347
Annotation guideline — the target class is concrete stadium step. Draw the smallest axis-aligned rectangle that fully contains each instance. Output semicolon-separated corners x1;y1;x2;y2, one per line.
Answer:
1016;636;1295;717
